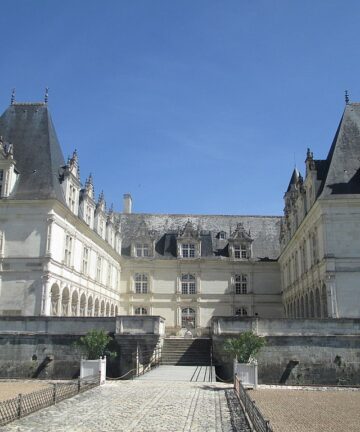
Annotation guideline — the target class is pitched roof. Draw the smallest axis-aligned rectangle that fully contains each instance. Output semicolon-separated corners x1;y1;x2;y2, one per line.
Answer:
119;213;281;260
318;103;360;197
286;168;300;193
0;103;66;203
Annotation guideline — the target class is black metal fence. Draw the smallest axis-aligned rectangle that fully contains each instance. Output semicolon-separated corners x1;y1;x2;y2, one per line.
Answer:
234;375;273;432
0;374;100;426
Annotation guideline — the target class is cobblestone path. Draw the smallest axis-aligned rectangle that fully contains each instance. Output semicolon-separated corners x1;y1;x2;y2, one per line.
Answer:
1;381;250;432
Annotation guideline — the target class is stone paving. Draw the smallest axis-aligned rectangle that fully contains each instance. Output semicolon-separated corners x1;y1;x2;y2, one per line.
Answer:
0;381;250;432
249;386;360;432
136;365;215;382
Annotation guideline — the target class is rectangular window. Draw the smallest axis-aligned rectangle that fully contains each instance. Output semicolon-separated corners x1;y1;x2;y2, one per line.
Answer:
0;169;3;197
235;274;248;294
235;244;247;259
182;244;195;258
96;255;102;282
136;243;149;257
135;273;148;293
64;235;73;266
82;247;89;275
107;262;112;287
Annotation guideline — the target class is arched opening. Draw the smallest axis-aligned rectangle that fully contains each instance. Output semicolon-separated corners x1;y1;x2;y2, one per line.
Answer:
315;288;321;318
321;285;328;318
309;291;315;317
87;296;93;317
100;300;105;316
61;287;70;316
71;291;79;316
181;307;196;328
50;284;60;316
105;302;110;316
304;293;309;318
80;293;87;317
94;298;100;317
115;305;118;316
110;304;114;316
300;297;305;318
134;306;147;315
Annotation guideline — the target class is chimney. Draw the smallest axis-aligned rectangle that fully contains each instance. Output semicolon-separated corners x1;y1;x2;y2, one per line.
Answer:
123;193;132;214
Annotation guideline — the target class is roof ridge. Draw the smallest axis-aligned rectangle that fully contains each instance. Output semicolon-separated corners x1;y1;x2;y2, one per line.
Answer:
12;102;46;106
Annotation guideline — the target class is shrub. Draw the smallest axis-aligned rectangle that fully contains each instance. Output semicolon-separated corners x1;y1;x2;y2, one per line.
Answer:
223;331;266;363
75;329;116;360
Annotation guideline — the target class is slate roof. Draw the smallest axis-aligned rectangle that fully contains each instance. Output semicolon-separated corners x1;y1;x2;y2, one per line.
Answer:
286;168;299;193
0;103;66;203
318;103;360;197
119;213;281;260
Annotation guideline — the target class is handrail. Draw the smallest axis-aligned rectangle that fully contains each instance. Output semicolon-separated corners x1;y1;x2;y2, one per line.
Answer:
133;345;162;378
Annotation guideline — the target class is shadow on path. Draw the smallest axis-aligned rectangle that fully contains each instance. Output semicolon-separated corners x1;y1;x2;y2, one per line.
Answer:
225;389;252;432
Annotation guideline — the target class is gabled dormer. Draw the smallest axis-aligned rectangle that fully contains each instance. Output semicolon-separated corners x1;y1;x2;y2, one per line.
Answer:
131;220;156;257
0;136;19;198
228;223;253;260
106;204;116;248
304;148;323;210
114;220;122;255
177;220;201;258
79;173;96;229
94;191;106;239
61;149;81;215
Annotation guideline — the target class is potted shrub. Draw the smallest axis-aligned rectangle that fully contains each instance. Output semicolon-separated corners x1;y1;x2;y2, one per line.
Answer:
224;331;265;388
75;329;116;384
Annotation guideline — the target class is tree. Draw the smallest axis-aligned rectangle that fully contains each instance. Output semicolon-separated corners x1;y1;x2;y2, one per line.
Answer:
223;331;265;363
75;329;115;360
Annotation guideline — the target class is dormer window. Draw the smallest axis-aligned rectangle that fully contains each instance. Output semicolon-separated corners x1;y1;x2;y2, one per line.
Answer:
182;243;195;258
68;184;77;212
219;231;227;240
136;243;149;257
234;244;247;259
0;138;19;198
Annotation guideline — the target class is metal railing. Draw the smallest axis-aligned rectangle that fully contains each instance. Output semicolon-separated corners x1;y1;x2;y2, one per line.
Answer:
234;375;273;432
134;345;162;377
0;374;100;426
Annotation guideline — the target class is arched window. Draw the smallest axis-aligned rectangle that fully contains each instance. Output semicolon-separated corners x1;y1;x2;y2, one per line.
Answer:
235;274;248;294
135;273;148;294
134;307;147;315
181;274;196;294
181;307;196;328
235;307;248;316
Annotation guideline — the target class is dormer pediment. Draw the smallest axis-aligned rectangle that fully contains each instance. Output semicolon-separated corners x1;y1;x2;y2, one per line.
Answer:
229;223;253;243
178;220;200;240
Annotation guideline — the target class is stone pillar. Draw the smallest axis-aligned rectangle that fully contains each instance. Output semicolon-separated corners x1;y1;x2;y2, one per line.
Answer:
41;275;52;316
325;273;338;318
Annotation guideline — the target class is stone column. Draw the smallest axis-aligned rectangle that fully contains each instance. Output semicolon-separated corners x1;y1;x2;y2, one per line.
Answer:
41;274;52;316
325;273;338;318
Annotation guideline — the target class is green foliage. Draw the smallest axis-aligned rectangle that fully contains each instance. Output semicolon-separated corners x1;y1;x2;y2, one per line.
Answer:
74;329;116;360
223;331;266;363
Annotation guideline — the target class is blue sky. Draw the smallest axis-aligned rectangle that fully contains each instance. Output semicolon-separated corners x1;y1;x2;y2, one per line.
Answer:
0;0;359;215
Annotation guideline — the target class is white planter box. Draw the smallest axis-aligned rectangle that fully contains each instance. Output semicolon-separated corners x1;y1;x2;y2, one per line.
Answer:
80;357;106;385
234;360;258;389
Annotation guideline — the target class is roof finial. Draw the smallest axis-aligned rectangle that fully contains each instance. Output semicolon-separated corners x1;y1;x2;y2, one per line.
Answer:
10;88;15;105
345;90;350;105
44;87;49;104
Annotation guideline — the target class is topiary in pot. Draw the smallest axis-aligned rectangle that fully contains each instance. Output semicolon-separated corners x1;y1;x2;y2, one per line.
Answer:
223;331;265;363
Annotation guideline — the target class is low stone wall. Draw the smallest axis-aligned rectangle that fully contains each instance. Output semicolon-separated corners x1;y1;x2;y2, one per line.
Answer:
0;316;164;379
212;317;360;385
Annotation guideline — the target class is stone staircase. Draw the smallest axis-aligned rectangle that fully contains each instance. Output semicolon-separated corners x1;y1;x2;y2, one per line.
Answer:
161;338;212;366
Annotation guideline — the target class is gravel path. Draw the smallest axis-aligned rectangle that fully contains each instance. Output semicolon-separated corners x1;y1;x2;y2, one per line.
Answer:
249;386;360;432
0;381;51;401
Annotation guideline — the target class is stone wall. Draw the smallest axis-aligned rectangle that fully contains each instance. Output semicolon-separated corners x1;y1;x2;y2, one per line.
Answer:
0;316;164;379
212;317;360;385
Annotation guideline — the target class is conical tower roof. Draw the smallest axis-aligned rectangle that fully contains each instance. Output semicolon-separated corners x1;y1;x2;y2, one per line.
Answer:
0;102;66;203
